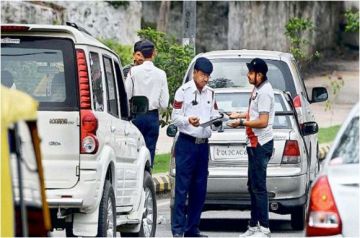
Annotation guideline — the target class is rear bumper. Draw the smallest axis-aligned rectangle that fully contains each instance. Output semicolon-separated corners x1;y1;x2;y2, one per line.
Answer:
203;193;307;214
46;169;101;212
169;170;308;215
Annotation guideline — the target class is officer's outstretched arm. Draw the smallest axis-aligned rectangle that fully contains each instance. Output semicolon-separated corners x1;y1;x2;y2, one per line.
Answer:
171;88;189;127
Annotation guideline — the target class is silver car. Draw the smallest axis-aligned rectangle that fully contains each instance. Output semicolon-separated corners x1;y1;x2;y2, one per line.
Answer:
306;103;359;237
168;88;319;230
182;50;328;182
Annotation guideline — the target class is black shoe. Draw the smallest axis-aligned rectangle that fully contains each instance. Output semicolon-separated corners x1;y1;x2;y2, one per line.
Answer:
184;233;208;237
173;234;183;237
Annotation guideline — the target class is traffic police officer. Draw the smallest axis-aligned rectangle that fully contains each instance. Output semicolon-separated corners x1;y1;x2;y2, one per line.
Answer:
125;39;169;167
171;57;220;237
228;58;274;237
123;40;144;78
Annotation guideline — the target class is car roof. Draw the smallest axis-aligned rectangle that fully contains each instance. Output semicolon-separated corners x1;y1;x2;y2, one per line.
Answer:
213;87;284;95
196;50;294;61
1;24;113;53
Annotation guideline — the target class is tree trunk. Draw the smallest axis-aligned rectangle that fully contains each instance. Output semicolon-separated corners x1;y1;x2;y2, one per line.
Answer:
157;1;171;32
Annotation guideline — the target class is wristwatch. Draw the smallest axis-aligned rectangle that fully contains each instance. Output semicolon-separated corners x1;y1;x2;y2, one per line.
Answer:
239;119;245;127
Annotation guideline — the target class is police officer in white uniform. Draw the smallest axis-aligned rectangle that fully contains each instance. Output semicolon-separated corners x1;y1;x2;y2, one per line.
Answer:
171;57;220;237
125;39;169;167
228;58;274;237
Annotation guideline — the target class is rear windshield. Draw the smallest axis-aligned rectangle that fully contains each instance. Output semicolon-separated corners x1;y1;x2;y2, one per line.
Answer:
1;36;78;110
331;116;359;164
215;92;292;129
186;58;297;97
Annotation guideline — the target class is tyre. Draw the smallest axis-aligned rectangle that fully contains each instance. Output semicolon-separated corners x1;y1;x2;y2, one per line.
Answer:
97;180;116;237
291;205;305;230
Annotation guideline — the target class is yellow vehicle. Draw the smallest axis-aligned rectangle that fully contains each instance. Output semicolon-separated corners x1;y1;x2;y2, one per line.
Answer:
1;86;51;236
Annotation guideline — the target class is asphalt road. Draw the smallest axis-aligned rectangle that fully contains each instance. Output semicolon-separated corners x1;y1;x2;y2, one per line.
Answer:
155;198;304;237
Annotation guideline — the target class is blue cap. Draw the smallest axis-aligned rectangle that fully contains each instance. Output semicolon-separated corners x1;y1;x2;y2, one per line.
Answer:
140;39;155;57
134;40;143;52
194;57;213;75
246;58;268;75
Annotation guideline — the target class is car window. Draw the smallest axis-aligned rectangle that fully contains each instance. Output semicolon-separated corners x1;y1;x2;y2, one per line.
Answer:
331;116;359;164
114;61;129;119
89;52;104;111
215;92;291;129
103;56;119;117
186;59;297;97
1;36;77;110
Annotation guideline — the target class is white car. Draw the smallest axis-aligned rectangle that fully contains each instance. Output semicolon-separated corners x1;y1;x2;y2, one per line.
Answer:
168;88;319;230
182;50;328;182
306;103;359;237
1;23;156;237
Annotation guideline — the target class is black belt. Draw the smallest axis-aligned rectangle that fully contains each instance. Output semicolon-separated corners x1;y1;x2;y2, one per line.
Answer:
179;132;208;144
148;109;159;113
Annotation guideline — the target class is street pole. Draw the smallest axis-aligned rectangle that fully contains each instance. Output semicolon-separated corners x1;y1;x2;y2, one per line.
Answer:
182;0;196;53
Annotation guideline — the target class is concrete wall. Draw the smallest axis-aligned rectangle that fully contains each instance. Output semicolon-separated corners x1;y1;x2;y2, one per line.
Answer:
228;1;343;53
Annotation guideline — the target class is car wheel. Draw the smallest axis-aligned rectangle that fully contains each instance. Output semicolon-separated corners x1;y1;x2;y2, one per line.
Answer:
97;180;116;237
290;205;305;230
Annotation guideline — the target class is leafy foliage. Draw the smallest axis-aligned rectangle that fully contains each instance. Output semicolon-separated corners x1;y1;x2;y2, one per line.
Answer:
98;38;133;66
345;10;359;33
285;17;320;64
137;28;195;126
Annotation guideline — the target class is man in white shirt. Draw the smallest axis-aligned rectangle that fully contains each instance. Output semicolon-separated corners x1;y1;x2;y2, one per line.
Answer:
171;57;220;237
228;58;274;237
125;39;169;167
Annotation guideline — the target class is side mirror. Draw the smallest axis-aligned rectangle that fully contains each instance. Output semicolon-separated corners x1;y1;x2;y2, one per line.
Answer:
167;124;178;137
311;87;328;103
130;96;149;117
302;121;319;136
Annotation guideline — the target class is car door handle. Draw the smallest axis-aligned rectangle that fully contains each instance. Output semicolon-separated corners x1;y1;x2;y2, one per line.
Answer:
110;126;116;133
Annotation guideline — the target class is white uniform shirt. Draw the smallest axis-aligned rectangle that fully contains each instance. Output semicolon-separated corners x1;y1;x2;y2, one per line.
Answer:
247;80;275;146
125;61;169;111
171;80;219;138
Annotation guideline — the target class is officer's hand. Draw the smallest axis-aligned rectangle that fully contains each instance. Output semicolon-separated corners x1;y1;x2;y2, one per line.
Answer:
228;112;242;119
189;116;200;127
227;119;240;128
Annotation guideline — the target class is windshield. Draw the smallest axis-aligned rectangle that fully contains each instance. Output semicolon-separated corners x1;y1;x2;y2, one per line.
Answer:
186;58;297;97
1;36;78;110
215;92;292;129
331;116;359;164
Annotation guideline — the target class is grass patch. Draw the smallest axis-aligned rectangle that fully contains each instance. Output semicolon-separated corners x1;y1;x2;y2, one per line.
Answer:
318;125;341;144
153;153;171;174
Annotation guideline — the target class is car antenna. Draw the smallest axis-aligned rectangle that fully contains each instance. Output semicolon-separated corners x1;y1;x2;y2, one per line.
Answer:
66;22;93;37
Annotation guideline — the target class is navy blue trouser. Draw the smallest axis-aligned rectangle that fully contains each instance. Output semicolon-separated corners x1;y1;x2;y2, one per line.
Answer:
132;110;160;167
246;140;273;228
171;133;209;236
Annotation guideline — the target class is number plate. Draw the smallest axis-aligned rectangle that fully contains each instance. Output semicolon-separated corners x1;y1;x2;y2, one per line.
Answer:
213;145;248;160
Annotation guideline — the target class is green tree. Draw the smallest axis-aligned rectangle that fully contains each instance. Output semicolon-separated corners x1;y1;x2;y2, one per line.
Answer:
345;10;359;33
285;17;320;65
137;28;195;126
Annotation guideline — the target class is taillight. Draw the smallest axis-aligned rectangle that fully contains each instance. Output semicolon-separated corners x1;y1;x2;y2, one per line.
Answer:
293;95;304;124
76;49;98;154
282;140;301;164
306;175;342;236
1;25;30;32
